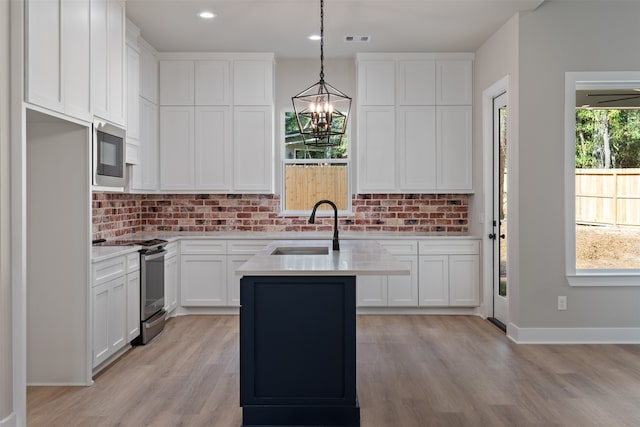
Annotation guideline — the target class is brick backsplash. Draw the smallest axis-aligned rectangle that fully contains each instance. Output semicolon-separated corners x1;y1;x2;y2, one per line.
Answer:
92;193;469;240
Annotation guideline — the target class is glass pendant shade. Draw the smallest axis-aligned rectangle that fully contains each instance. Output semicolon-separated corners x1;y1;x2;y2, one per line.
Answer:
291;0;351;147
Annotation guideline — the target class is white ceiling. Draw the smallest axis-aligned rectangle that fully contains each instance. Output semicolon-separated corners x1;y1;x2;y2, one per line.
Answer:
126;0;546;58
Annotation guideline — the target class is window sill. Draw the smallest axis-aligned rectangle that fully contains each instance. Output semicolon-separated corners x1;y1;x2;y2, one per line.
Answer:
568;272;640;287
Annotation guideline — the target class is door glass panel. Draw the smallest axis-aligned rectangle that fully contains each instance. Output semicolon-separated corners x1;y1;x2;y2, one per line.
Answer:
499;105;507;297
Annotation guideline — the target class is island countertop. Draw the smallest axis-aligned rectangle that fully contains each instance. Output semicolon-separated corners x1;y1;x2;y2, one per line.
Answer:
236;239;410;276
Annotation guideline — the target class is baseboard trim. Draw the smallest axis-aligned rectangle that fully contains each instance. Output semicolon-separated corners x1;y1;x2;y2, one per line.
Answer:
508;324;640;344
0;412;16;427
357;307;480;315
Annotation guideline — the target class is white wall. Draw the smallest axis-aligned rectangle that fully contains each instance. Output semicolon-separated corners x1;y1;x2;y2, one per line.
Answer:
473;14;521;324
0;0;14;423
516;1;640;329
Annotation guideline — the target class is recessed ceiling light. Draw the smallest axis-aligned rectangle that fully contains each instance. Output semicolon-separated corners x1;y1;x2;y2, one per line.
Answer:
308;34;321;41
199;11;215;19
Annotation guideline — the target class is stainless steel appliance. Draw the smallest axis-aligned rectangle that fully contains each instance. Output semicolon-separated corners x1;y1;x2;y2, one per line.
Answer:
93;238;167;344
93;120;126;188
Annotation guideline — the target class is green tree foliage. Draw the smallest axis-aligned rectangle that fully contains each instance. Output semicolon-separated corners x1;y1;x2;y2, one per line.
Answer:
576;109;640;168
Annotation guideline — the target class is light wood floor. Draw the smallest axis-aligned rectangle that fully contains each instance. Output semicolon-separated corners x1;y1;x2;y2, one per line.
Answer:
28;315;640;427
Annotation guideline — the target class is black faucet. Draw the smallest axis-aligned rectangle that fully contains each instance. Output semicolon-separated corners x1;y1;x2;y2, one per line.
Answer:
309;200;340;251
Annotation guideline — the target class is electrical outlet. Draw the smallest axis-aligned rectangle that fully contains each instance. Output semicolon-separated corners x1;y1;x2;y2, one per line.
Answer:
558;296;567;311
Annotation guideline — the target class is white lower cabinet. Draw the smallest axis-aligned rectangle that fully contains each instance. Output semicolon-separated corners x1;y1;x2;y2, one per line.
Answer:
227;255;249;307
418;240;480;307
92;251;139;370
164;242;179;314
180;254;227;306
357;240;418;307
92;275;126;368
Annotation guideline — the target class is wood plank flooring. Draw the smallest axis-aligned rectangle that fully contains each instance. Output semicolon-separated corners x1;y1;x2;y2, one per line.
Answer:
28;315;640;426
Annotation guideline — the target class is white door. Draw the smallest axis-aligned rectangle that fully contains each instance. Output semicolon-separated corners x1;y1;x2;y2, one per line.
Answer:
491;92;508;327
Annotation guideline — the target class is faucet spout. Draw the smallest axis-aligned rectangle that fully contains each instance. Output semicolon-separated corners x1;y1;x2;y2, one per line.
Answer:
308;200;340;251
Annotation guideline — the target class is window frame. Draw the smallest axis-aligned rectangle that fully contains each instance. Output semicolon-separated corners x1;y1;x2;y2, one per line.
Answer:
565;71;640;287
280;109;353;216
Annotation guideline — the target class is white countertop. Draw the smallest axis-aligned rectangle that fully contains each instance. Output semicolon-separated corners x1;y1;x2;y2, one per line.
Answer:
92;245;141;262
235;240;410;277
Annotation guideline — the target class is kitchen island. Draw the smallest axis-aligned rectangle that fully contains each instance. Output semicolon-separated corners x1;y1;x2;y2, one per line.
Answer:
237;240;409;427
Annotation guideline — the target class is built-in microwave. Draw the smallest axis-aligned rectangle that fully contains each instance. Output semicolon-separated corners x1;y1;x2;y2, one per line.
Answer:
93;120;126;188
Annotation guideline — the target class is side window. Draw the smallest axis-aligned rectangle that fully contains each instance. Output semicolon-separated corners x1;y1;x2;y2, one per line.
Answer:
565;72;640;285
282;111;350;213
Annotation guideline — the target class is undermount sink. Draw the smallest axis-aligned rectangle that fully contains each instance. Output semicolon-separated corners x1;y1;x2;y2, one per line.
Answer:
270;246;330;256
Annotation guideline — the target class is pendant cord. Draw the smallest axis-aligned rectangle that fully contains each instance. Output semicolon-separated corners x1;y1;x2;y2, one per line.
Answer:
319;0;324;82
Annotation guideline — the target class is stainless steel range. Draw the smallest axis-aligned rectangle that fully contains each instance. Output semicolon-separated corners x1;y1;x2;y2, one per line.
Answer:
94;238;168;344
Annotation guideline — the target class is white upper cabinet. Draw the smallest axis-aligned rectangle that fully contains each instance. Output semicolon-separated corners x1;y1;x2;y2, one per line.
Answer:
233;60;273;106
233;106;273;192
131;97;159;191
91;0;125;126
397;60;436;106
157;53;275;193
125;21;140;164
26;0;91;122
397;106;437;192
357;60;395;106
436;60;473;105
159;61;194;106
437;106;473;191
195;61;230;106
357;106;396;192
356;53;473;193
195;106;232;190
139;39;158;103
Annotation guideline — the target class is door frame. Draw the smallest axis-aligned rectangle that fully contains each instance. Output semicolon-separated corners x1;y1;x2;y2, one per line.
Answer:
481;76;510;323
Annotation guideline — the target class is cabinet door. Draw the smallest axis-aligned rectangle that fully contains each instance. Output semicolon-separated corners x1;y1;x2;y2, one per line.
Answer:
356;275;387;307
61;0;91;121
357;60;395;106
397;106;437;192
160;106;195;190
91;0;109;119
92;282;110;367
418;255;449;306
26;0;62;112
358;106;396;192
195;61;230;105
160;60;194;105
449;255;479;306
108;0;126;126
233;106;273;192
126;270;140;342
397;60;435;106
233;60;273;106
126;44;141;164
387;255;418;306
227;255;250;307
180;255;227;306
437;106;472;191
195;106;232;190
436;60;473;106
164;254;178;313
109;276;127;352
139;42;158;103
132;98;158;190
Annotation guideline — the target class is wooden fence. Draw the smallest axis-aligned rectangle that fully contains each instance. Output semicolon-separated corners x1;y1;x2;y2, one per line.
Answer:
284;164;348;211
576;169;640;226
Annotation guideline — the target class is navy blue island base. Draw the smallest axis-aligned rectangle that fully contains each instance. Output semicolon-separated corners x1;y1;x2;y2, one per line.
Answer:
240;275;360;427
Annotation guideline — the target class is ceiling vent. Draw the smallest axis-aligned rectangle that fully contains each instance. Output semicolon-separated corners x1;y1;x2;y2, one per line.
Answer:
344;35;370;43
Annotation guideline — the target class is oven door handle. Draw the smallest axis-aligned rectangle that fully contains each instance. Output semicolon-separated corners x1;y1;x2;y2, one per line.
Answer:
143;249;166;261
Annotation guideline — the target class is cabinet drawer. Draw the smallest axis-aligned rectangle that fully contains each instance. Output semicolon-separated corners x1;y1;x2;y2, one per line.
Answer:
180;239;227;254
227;240;270;255
419;239;479;255
93;256;126;286
165;242;178;258
378;240;418;255
126;252;140;273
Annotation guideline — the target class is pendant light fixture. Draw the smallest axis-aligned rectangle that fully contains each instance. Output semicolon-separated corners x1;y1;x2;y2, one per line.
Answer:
291;0;351;147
